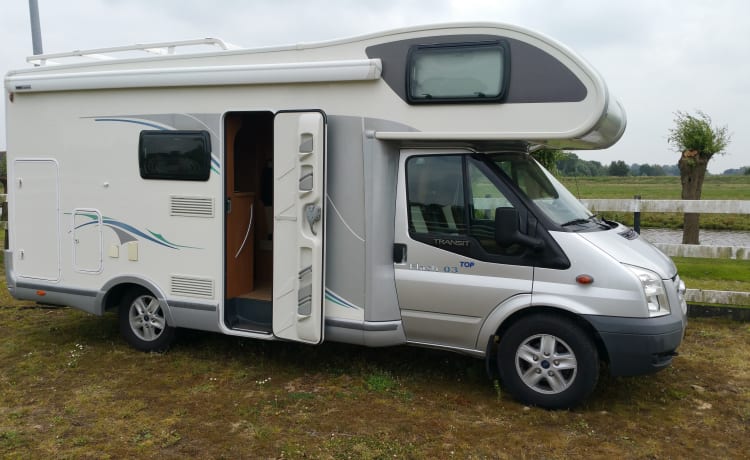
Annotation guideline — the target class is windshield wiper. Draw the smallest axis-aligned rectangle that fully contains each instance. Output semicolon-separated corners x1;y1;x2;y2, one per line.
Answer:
561;214;600;227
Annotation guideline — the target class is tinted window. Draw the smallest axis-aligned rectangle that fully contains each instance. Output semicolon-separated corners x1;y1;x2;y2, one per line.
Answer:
406;154;522;257
408;42;509;103
407;155;466;235
466;160;519;255
139;131;211;181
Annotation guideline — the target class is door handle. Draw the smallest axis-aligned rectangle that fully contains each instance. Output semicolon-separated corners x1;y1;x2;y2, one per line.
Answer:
305;204;321;236
393;243;407;263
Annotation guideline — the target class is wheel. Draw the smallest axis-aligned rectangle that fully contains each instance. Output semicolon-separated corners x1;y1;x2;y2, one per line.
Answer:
118;287;176;352
497;314;599;409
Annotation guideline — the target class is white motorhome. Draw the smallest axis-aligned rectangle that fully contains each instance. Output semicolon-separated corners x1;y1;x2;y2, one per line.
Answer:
3;23;687;408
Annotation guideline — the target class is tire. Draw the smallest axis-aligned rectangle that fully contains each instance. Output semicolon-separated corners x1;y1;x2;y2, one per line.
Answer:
118;287;176;352
497;314;599;409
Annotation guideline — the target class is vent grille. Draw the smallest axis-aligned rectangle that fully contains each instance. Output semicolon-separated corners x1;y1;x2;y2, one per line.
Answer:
170;196;214;218
171;275;215;299
618;228;639;240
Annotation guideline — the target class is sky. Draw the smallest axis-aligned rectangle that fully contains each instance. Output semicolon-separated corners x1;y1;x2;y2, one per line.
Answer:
1;0;748;174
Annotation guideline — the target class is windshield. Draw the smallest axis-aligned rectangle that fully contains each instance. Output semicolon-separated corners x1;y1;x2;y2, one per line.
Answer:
486;153;593;226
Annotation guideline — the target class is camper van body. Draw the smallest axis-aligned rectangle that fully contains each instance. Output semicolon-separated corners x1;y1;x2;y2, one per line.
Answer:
4;23;687;408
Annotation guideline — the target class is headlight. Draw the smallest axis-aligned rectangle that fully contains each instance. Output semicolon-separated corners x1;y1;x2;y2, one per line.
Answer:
625;265;670;317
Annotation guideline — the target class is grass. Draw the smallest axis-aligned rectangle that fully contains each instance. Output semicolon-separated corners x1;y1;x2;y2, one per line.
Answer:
1;297;749;458
560;175;750;230
674;257;750;292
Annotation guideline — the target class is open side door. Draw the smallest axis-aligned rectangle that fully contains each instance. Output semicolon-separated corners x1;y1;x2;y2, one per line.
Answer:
272;111;326;344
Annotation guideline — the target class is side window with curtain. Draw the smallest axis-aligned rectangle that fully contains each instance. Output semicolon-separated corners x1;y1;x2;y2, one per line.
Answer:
406;155;466;236
407;41;510;104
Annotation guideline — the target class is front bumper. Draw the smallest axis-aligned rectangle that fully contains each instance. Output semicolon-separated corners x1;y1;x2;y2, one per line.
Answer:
584;310;686;376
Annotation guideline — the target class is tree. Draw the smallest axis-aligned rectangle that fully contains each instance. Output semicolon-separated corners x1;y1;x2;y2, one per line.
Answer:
531;148;563;175
722;167;748;175
608;160;630;177
667;110;731;244
662;164;680;176
555;153;608;177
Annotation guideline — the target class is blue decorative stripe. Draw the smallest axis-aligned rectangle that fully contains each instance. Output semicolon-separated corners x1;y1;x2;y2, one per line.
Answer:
325;289;361;310
145;229;202;250
73;214;201;251
94;118;169;130
210;155;220;174
75;219;177;249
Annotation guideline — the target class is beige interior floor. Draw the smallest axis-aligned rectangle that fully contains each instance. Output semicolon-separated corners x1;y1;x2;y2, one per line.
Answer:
237;281;272;301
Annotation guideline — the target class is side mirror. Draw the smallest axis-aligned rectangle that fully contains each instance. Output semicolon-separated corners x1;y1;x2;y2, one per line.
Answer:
494;207;544;249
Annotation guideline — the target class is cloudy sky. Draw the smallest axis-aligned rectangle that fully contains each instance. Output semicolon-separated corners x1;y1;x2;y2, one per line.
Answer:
1;0;748;173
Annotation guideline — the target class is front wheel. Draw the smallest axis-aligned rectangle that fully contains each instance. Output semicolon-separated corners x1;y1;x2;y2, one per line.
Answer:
497;314;599;409
118;288;176;352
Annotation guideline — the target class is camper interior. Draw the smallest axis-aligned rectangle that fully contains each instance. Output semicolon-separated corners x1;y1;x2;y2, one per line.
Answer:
223;111;274;333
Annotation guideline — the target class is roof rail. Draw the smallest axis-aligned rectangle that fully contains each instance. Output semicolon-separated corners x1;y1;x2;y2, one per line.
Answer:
27;38;238;66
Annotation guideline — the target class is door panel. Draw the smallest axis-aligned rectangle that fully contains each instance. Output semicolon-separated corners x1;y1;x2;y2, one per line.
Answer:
72;209;103;273
272;111;326;344
394;151;533;350
13;159;60;281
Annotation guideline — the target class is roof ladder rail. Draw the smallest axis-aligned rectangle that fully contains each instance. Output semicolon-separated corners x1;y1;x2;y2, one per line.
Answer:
27;38;238;66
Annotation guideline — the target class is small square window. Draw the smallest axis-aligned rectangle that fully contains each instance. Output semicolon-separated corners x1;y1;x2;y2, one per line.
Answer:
407;41;509;104
139;131;211;181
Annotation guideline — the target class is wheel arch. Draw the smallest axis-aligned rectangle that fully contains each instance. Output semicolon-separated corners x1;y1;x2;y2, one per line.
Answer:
96;276;174;325
482;303;609;379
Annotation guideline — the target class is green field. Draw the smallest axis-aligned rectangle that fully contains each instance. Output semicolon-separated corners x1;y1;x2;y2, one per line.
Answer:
560;175;750;230
674;257;750;293
560;175;750;200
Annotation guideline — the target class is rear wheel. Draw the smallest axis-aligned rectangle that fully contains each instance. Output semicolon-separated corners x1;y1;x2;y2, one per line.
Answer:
118;288;176;352
497;314;599;409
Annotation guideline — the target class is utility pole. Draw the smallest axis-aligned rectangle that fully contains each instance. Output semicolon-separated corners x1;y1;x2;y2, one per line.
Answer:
29;0;44;55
